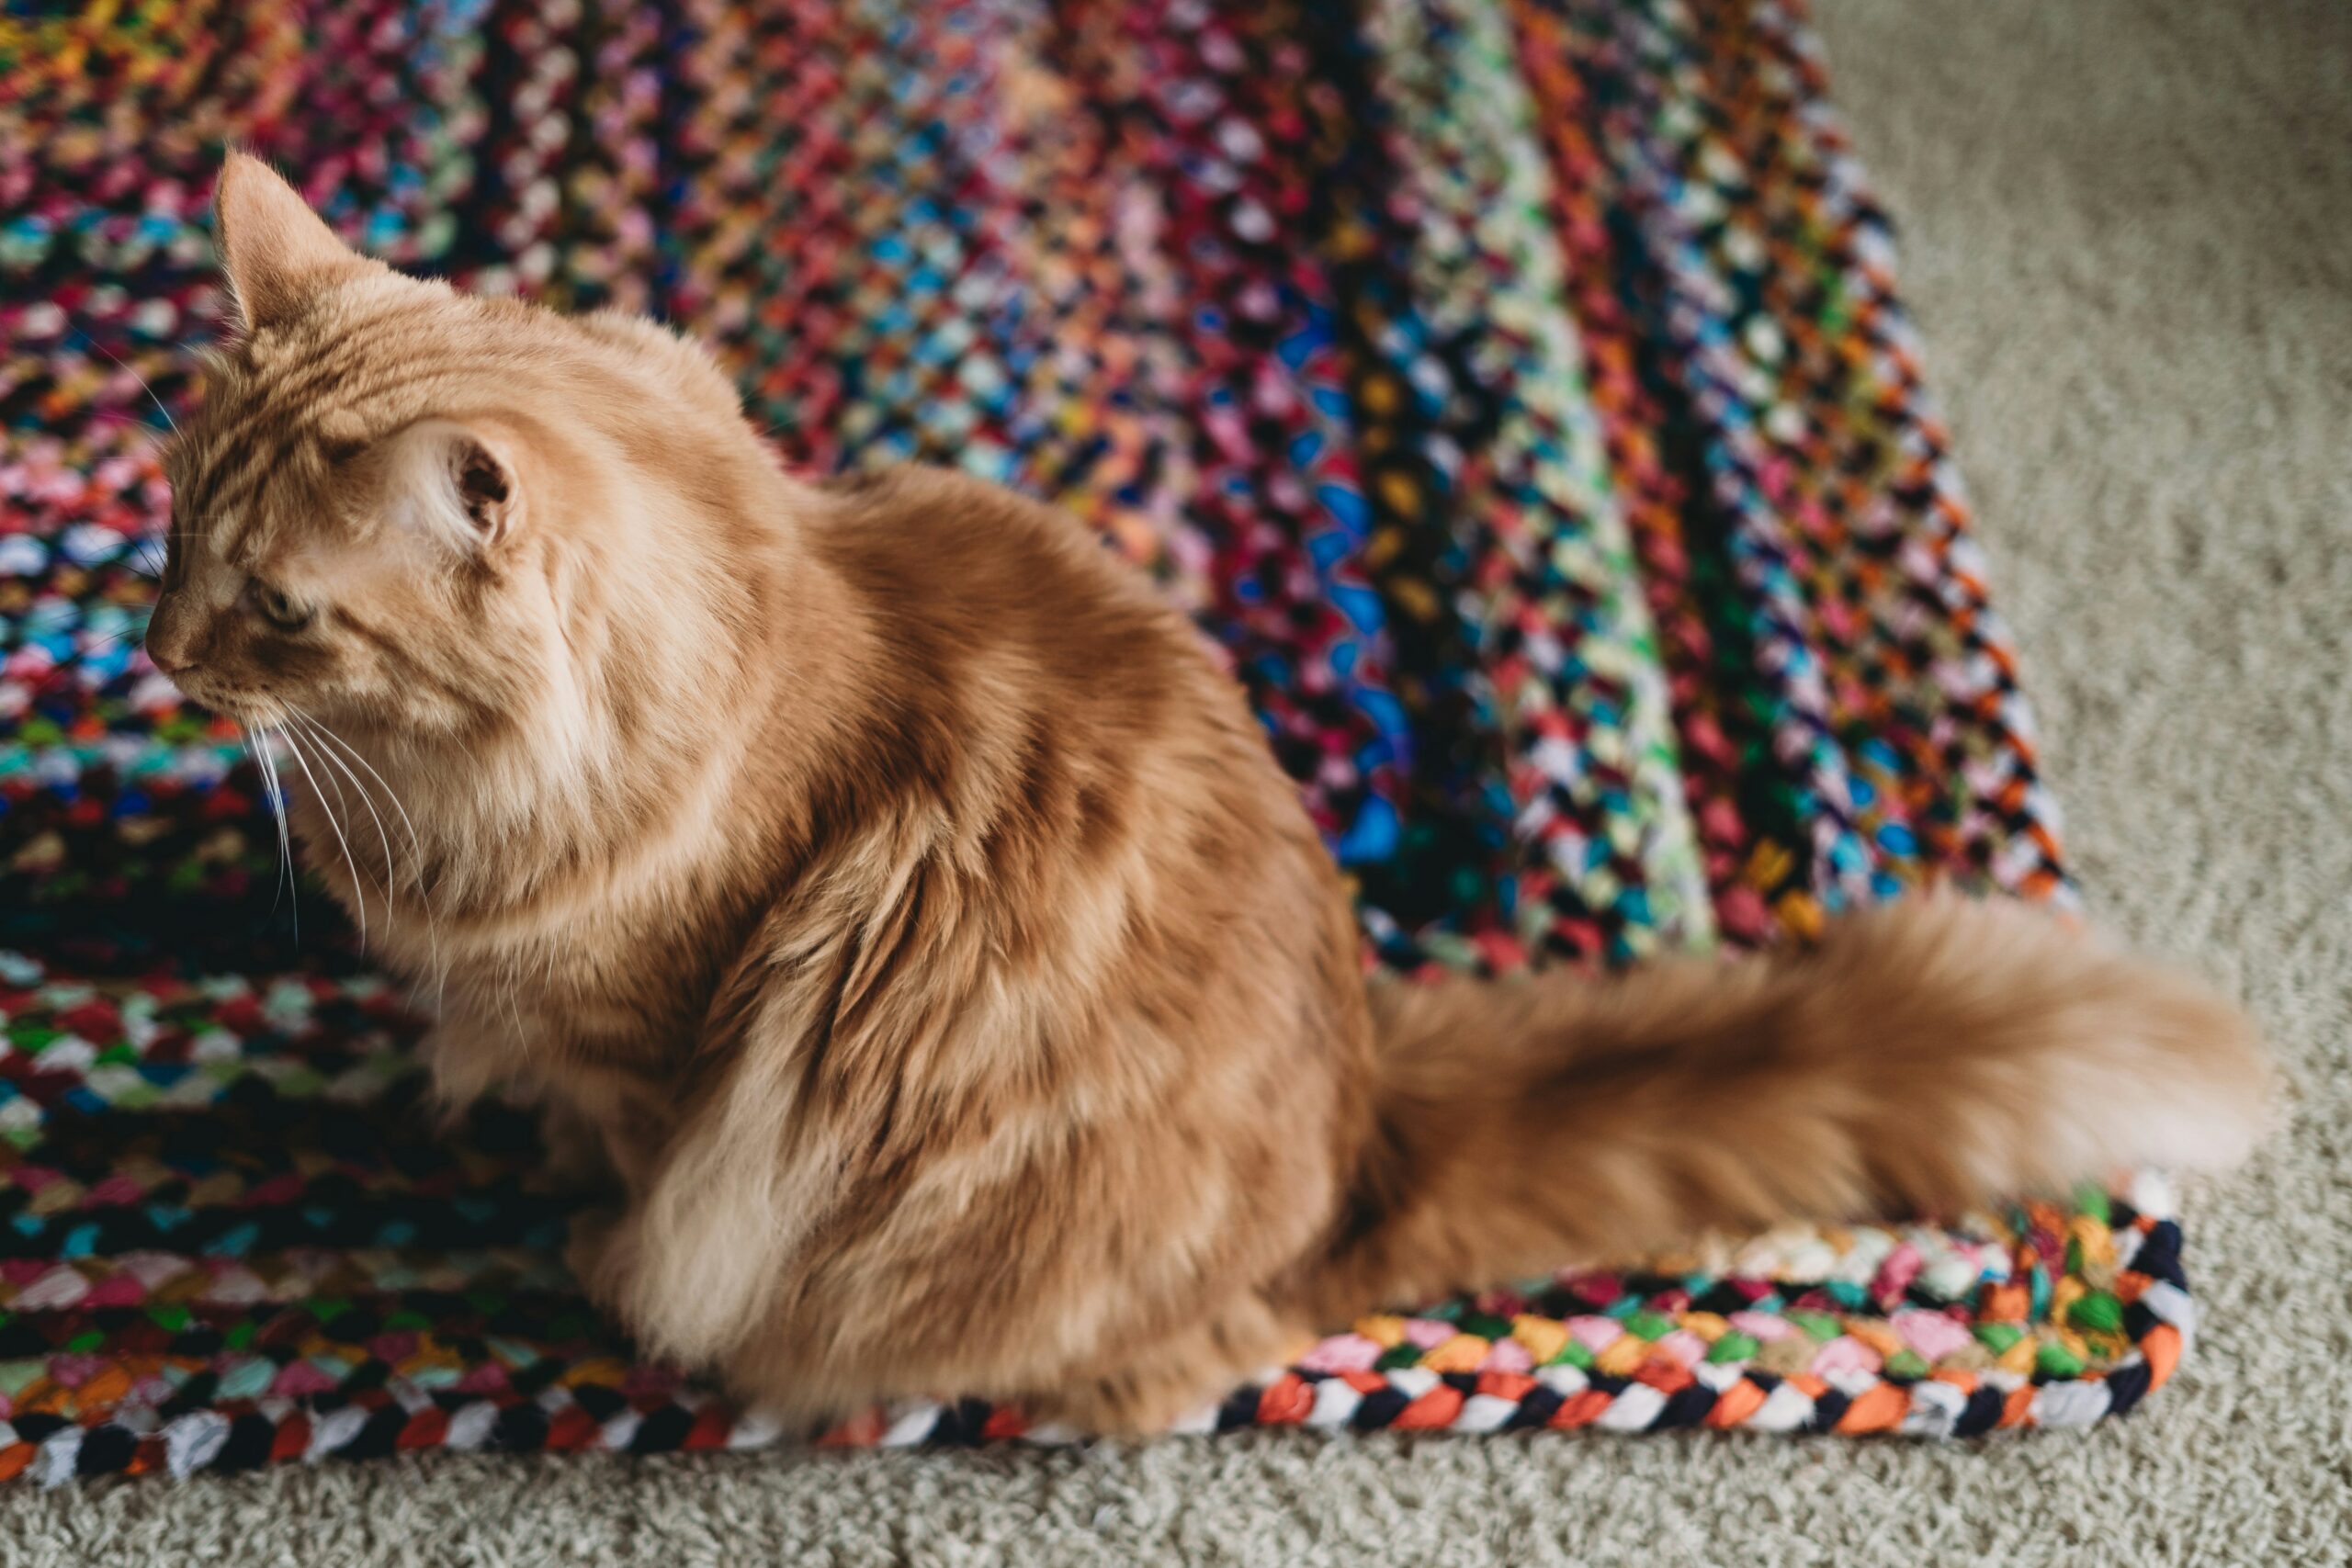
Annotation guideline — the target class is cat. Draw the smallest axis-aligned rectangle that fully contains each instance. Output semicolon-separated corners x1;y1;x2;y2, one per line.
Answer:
142;152;2268;1432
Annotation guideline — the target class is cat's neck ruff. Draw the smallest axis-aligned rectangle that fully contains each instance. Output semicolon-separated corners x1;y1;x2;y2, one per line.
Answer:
315;477;857;953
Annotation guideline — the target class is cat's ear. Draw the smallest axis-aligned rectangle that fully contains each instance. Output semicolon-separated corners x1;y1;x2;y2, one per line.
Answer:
213;151;368;333
379;420;525;554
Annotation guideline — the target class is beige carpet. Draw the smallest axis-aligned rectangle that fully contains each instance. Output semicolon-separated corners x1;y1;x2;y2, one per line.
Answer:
6;1;2346;1561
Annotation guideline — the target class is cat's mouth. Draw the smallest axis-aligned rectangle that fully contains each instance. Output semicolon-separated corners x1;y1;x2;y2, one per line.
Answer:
164;670;279;727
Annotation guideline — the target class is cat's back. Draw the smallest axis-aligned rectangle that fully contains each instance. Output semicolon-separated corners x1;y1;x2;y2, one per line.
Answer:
786;464;1348;1032
787;458;1358;1054
810;466;1199;664
804;466;1253;769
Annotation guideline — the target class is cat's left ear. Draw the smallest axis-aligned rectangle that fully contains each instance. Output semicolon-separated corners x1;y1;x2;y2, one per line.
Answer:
378;419;525;554
214;151;371;333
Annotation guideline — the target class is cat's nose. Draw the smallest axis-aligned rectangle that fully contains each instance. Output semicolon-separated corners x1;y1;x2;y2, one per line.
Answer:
143;627;198;677
144;599;202;675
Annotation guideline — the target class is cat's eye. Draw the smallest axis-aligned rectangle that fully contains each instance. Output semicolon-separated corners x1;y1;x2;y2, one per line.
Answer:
252;582;311;632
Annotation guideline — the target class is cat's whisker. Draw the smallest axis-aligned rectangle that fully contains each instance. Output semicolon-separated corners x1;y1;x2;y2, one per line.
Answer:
499;950;528;1055
131;528;210;581
81;615;159;653
89;340;182;438
290;716;388;932
251;728;280;917
277;723;368;949
83;410;167;448
245;725;299;948
300;719;412;964
287;706;448;1017
287;716;386;876
287;708;427;881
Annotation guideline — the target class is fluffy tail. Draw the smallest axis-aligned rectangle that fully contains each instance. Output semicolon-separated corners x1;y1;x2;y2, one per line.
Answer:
1294;892;2268;1323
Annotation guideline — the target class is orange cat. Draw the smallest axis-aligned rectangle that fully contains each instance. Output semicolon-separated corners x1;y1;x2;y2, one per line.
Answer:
145;153;2267;1431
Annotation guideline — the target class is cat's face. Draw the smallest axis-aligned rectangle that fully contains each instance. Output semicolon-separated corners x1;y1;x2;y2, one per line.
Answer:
149;156;651;741
152;154;770;749
151;331;542;737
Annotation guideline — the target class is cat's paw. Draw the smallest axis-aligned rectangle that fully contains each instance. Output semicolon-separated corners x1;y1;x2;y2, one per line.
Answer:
1038;1300;1294;1435
1029;1371;1219;1438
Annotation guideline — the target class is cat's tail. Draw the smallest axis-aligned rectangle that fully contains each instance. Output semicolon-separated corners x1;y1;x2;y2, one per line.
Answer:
1290;891;2268;1325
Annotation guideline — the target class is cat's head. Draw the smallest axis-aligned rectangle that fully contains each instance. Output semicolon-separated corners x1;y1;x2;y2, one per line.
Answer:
148;152;757;740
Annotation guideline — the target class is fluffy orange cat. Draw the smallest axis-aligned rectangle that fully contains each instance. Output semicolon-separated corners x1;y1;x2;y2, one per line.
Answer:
144;153;2267;1432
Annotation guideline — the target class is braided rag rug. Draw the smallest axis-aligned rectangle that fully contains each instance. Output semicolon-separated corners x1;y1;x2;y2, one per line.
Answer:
0;0;2194;1483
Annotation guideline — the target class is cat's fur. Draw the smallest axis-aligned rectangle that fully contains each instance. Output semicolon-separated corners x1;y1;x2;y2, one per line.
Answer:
145;153;2268;1430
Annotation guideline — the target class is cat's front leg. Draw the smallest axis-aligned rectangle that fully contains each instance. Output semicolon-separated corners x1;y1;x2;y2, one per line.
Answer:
534;1092;622;1196
564;1205;642;1320
407;1008;590;1189
412;998;537;1116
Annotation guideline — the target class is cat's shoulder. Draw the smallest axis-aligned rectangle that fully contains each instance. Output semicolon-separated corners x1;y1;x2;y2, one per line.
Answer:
814;464;1086;542
803;462;1204;691
808;464;1140;594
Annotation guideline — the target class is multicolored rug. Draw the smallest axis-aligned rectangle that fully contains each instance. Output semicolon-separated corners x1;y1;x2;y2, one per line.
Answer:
0;0;2186;1482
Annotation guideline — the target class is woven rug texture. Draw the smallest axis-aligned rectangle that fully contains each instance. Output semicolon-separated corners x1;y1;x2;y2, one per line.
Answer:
0;0;2214;1484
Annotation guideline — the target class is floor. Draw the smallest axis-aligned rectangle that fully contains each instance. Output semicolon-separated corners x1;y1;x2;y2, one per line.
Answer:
4;1;2346;1562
